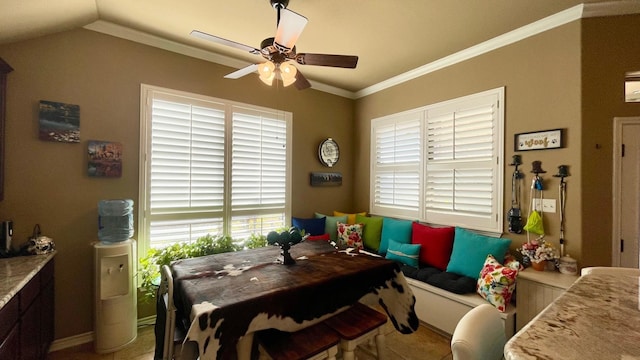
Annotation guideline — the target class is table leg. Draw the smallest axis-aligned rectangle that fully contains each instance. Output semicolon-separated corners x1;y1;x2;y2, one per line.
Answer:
237;332;254;360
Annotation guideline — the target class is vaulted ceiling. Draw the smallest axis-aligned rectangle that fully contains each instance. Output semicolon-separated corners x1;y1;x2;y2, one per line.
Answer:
0;0;634;94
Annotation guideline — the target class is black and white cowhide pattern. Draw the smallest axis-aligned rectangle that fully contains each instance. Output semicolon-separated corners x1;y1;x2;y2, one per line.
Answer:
184;268;418;360
365;268;419;334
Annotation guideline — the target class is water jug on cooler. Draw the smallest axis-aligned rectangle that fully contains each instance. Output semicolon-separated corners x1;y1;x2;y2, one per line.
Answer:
98;199;134;243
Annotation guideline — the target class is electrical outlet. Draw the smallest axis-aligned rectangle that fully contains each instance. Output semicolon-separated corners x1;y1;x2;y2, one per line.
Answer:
533;199;556;213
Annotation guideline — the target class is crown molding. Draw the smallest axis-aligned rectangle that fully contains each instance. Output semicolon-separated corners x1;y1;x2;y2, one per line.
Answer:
582;0;640;18
84;2;640;100
355;1;640;98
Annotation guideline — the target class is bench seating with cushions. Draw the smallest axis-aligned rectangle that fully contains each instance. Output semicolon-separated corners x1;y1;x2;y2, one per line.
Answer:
294;212;518;340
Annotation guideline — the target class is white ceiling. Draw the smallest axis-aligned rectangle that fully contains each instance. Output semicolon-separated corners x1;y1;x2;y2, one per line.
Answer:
0;0;637;95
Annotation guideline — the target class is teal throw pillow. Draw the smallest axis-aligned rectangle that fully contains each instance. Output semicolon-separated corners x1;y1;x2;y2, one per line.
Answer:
315;213;348;242
446;227;512;279
379;217;413;255
355;214;383;252
385;240;421;267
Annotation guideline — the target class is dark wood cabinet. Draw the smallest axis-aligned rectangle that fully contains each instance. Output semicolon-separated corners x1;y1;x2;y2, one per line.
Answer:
0;258;55;359
0;295;19;358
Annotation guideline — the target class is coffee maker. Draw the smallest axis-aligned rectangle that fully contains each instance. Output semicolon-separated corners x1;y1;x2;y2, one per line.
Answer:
0;220;13;253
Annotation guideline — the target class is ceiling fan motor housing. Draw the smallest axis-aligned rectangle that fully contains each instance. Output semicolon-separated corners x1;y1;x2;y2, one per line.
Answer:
270;0;289;9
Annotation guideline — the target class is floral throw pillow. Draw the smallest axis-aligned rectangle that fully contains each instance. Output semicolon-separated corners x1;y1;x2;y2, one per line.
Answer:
337;222;364;251
476;254;519;312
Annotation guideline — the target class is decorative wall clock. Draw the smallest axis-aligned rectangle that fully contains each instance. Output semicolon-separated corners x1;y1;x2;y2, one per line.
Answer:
318;138;339;167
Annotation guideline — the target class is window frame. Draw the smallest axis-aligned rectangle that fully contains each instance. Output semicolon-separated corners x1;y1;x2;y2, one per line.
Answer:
370;87;504;234
138;84;292;258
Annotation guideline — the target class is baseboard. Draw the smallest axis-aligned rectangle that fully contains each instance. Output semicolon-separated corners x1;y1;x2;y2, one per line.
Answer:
48;316;158;352
48;331;94;352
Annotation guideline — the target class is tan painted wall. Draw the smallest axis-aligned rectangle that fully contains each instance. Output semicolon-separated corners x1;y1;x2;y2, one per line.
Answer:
1;13;638;343
354;15;640;270
354;22;584;263
0;29;355;339
580;14;640;267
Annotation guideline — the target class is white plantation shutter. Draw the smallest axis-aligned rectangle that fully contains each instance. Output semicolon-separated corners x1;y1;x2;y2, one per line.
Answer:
370;88;504;233
139;85;291;251
424;91;502;231
231;107;287;210
371;115;422;218
150;97;225;213
230;106;289;239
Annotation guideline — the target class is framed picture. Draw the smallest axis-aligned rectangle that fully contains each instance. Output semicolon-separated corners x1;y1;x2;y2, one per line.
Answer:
310;172;342;187
39;100;80;143
88;140;122;177
515;128;564;151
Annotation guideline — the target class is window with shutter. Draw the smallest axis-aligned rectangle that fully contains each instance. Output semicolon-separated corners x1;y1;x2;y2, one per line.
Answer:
139;85;291;252
370;88;504;233
371;114;422;218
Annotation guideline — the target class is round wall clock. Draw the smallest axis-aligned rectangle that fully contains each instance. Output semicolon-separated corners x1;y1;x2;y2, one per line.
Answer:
318;138;340;167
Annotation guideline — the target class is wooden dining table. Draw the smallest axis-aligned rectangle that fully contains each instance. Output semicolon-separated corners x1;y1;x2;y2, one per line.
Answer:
166;240;419;360
504;272;640;360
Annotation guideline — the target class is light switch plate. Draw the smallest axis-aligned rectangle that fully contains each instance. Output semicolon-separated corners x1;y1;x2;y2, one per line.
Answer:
533;199;556;213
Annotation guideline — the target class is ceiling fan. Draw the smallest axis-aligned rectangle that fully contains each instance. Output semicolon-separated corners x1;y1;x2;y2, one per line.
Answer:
190;0;358;90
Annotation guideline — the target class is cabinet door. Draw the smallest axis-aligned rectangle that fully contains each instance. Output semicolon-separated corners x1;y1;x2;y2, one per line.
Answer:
516;278;565;331
0;324;20;360
20;298;42;360
41;280;55;356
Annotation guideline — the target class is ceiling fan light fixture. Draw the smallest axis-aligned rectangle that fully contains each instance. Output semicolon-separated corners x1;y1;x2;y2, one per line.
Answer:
259;61;276;85
274;9;308;53
280;61;297;87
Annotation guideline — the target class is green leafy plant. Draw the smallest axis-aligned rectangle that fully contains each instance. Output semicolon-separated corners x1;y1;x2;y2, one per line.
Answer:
138;233;268;303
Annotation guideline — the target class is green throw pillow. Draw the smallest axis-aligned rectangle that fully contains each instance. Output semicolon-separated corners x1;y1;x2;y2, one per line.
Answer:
356;214;383;252
315;213;347;242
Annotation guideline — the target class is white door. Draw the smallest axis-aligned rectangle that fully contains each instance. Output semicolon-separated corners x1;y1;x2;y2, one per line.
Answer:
613;117;640;268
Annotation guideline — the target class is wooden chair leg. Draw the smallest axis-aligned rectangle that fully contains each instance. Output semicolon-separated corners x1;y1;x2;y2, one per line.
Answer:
324;302;388;360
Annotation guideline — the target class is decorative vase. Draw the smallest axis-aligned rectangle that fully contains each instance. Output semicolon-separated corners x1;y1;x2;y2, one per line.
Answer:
531;260;546;271
278;242;296;265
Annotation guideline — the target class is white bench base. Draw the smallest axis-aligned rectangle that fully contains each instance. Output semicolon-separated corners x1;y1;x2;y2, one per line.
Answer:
405;277;515;340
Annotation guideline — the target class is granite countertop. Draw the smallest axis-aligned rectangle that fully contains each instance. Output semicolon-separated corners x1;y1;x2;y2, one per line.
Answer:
0;252;56;310
505;273;640;360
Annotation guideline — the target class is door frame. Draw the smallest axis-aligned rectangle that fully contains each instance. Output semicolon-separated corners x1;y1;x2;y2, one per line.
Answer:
611;116;640;266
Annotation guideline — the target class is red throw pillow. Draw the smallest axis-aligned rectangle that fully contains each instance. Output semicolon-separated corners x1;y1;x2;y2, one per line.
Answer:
411;223;455;271
306;233;330;241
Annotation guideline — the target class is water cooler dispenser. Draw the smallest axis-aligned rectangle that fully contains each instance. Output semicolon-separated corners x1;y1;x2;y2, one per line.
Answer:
93;199;137;353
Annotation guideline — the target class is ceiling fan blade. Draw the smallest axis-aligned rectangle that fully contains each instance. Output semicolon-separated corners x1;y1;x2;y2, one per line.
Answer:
294;70;311;90
295;53;358;68
274;9;308;53
191;30;260;55
224;64;260;79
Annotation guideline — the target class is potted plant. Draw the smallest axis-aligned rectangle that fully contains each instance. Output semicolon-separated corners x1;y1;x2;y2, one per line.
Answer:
519;239;558;271
138;233;267;303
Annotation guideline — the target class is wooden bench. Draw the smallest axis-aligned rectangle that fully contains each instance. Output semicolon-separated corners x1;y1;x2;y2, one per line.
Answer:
255;322;341;360
324;302;388;360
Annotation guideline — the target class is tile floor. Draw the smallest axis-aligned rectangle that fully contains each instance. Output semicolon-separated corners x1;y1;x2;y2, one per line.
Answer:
47;321;453;360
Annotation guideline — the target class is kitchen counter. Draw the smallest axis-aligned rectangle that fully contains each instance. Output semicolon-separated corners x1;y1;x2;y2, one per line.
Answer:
504;272;640;360
0;252;56;310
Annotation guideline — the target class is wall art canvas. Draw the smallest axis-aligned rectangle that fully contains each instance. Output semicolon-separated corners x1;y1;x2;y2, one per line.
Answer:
38;100;80;143
88;140;122;178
